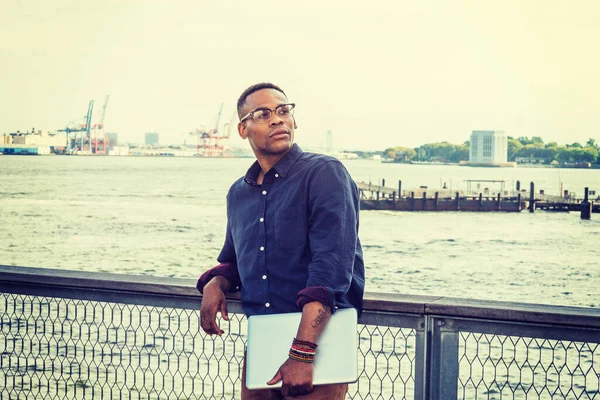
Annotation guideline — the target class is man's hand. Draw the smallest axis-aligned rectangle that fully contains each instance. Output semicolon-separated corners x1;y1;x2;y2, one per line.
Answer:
199;277;230;336
267;358;314;397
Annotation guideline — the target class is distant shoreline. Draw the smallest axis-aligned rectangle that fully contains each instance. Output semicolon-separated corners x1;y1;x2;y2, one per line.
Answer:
381;160;600;170
1;153;600;168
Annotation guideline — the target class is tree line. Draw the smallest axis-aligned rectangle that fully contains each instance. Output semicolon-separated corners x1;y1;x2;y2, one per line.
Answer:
384;137;599;165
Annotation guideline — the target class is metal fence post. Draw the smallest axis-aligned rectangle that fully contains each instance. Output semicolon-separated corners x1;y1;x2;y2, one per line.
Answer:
414;317;428;400
429;317;459;400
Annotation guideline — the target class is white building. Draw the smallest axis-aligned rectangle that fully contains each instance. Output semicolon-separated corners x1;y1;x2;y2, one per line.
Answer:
469;130;507;165
9;131;66;147
108;146;130;156
145;132;159;146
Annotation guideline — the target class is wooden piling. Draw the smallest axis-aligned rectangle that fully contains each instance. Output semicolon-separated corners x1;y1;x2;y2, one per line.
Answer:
398;180;402;199
517;193;521;211
392;191;396;210
529;182;535;213
422;192;427;210
479;193;483;211
516;180;520;191
434;192;439;211
456;192;460;211
581;187;592;220
497;193;501;211
410;192;415;211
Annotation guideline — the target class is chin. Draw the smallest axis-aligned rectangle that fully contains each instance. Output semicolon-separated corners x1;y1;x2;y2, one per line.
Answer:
268;140;293;153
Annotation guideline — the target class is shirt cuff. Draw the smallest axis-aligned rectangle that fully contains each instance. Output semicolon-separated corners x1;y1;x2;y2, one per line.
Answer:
196;263;240;293
296;286;335;311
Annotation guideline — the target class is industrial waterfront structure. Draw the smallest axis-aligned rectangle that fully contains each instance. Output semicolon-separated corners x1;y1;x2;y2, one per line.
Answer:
0;130;66;155
189;105;233;157
0;98;236;158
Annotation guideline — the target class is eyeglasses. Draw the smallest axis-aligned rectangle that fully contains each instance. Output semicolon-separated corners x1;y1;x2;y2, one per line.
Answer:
240;103;295;124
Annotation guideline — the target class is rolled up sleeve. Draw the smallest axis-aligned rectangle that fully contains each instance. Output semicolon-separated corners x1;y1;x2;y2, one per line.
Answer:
300;161;359;312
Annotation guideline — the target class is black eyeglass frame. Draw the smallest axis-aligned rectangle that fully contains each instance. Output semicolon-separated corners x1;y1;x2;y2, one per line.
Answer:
239;103;296;123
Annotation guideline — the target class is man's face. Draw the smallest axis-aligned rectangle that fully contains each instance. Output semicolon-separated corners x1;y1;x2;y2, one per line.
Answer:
238;88;295;157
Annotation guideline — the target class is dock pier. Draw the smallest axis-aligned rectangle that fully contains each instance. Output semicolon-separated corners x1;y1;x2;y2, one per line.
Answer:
358;180;597;214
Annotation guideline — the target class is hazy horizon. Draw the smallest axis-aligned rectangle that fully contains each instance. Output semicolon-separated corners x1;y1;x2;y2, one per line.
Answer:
2;1;599;151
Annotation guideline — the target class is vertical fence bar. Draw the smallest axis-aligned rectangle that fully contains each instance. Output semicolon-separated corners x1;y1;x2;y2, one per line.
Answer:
429;318;459;400
414;318;427;400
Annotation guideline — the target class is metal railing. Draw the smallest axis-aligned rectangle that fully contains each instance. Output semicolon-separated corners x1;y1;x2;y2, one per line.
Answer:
1;265;599;399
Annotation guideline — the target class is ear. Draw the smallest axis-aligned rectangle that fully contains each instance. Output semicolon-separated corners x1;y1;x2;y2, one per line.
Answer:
238;122;248;140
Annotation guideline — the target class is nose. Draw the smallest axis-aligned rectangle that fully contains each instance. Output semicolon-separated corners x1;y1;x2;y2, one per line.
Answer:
269;112;284;126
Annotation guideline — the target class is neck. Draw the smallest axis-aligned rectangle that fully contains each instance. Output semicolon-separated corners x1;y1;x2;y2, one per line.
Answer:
254;147;292;174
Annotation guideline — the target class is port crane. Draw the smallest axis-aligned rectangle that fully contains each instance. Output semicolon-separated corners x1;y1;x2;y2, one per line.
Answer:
91;95;110;154
58;96;110;154
195;104;231;157
58;100;94;153
220;110;236;157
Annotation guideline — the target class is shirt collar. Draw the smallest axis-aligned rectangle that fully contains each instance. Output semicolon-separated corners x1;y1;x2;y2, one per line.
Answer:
273;143;302;178
243;144;303;185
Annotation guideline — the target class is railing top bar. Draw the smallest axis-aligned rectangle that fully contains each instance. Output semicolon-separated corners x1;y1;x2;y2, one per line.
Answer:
1;265;599;328
426;297;600;329
0;264;202;297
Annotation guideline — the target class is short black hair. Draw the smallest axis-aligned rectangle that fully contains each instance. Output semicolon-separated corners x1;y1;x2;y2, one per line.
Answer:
237;82;287;120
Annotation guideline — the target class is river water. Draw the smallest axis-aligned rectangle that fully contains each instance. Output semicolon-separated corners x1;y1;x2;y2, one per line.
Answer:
0;155;599;308
1;155;599;399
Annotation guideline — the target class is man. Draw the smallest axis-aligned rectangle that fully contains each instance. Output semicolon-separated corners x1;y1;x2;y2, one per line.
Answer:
197;83;364;399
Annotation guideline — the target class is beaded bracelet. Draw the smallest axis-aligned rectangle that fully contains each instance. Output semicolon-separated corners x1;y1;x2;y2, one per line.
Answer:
292;338;318;349
289;338;318;363
289;349;314;363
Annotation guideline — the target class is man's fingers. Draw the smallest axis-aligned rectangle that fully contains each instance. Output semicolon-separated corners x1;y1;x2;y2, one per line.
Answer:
220;301;229;321
200;308;221;335
199;287;228;336
201;322;222;336
200;319;217;335
266;370;282;385
300;385;313;396
210;320;223;336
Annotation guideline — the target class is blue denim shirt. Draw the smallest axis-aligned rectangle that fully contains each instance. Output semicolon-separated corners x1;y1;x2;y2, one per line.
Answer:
210;144;364;317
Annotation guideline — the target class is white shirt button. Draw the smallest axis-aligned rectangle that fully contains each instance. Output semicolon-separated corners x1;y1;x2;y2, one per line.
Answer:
265;303;270;308
259;217;264;222
262;275;267;280
262;190;267;195
260;246;264;251
275;174;279;178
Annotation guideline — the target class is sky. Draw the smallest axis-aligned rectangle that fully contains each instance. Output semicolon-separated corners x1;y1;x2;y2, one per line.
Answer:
1;0;599;151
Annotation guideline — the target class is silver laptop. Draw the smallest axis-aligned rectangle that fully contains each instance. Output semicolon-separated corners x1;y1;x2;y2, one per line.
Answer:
245;307;358;390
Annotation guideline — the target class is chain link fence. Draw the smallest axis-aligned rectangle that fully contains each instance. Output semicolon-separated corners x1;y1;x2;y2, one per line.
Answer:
1;267;599;399
1;294;417;399
458;332;600;399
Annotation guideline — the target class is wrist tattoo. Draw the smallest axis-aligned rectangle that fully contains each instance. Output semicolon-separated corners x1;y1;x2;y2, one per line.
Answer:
311;307;330;328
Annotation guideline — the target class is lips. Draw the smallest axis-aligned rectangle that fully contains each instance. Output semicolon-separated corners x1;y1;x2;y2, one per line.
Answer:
269;129;290;138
